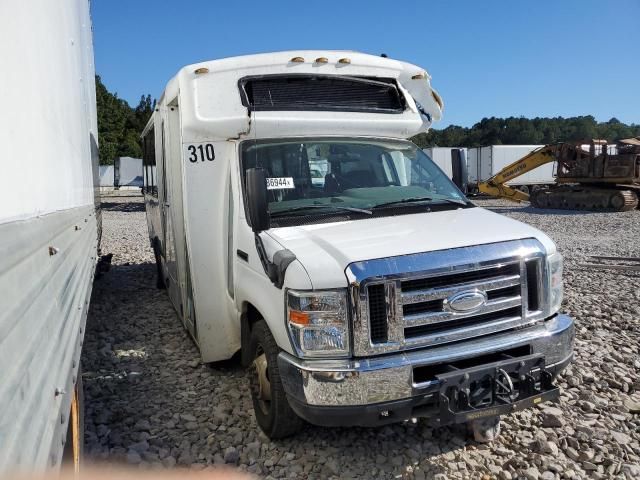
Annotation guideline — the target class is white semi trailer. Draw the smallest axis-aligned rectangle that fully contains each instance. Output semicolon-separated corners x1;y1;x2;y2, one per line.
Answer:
468;145;555;192
0;0;99;472
422;147;467;180
114;157;144;189
143;51;573;441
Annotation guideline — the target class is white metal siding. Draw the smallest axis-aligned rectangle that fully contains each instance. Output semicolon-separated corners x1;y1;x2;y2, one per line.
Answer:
0;206;97;470
422;147;467;179
467;148;480;184
0;0;98;472
114;157;143;187
99;166;114;187
0;0;98;223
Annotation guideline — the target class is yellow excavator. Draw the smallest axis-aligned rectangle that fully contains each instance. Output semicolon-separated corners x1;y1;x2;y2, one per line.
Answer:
478;139;640;211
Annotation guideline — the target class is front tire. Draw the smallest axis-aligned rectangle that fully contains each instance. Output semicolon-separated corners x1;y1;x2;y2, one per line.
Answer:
249;320;303;439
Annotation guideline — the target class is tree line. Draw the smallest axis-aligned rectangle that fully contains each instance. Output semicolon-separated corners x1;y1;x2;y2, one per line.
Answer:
95;76;639;163
412;116;640;149
96;75;154;165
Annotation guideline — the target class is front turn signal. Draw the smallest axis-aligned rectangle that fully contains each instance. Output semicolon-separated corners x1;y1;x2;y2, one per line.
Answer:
289;310;310;326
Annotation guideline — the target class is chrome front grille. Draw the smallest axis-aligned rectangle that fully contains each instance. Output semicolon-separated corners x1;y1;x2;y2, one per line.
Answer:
400;263;522;339
348;239;547;357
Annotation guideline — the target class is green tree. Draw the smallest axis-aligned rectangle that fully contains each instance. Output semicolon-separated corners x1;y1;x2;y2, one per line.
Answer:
412;116;640;148
95;76;155;165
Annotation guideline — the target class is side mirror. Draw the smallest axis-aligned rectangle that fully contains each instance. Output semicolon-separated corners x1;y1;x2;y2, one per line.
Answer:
451;148;468;194
246;167;270;232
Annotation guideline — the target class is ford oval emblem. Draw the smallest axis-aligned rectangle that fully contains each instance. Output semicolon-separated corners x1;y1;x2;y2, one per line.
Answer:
445;289;487;313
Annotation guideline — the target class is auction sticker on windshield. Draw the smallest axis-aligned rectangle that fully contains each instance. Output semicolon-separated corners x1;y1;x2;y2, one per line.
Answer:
266;177;295;190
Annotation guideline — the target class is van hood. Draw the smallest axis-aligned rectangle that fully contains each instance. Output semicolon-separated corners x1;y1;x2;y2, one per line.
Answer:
267;207;556;290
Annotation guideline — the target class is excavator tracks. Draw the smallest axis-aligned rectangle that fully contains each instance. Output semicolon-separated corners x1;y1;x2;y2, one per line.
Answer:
530;186;639;212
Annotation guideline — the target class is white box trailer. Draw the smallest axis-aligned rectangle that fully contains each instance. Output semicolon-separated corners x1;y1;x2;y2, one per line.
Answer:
0;0;99;472
468;145;555;189
99;165;114;188
422;147;467;180
114;156;143;188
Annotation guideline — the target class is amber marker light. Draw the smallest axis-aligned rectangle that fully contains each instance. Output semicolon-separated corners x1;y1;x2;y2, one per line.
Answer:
411;72;426;80
338;58;351;64
290;56;305;63
315;57;328;64
194;67;209;74
289;310;310;326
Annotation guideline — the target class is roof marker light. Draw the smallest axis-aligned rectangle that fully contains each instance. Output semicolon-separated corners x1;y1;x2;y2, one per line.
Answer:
338;58;351;64
315;57;328;64
194;67;209;74
290;56;305;63
411;72;426;80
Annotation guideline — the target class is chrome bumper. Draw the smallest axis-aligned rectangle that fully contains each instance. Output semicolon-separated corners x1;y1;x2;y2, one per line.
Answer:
278;313;574;407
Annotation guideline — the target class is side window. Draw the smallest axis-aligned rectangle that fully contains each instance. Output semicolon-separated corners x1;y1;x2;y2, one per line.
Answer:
160;122;168;202
142;126;157;196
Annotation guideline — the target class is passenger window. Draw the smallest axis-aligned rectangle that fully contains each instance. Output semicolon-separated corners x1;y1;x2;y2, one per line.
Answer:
142;126;158;196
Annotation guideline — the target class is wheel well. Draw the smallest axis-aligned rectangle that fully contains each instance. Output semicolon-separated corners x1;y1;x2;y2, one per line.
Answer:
240;302;263;367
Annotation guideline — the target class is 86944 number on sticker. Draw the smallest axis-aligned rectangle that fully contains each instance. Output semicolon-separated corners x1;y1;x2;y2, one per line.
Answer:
266;177;295;190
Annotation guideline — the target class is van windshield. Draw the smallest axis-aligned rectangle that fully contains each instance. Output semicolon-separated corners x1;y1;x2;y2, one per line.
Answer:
241;138;469;222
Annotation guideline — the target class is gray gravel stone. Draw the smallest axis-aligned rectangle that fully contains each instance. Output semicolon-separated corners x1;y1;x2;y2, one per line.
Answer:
81;195;640;478
126;450;142;464
611;431;632;445
541;407;565;428
224;446;240;464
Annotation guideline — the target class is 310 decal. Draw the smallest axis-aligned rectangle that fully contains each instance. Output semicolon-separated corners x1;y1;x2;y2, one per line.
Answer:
186;144;215;163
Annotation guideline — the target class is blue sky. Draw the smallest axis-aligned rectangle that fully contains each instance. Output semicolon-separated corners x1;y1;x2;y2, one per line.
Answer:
91;0;639;128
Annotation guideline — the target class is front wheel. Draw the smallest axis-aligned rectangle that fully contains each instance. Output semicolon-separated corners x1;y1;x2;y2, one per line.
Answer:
249;320;303;439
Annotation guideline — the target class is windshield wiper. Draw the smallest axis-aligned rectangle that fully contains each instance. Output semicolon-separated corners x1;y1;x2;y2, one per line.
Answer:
432;197;469;207
372;197;468;209
270;204;373;217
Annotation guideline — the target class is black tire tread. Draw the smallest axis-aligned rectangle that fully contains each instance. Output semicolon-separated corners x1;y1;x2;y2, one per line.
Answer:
249;320;303;439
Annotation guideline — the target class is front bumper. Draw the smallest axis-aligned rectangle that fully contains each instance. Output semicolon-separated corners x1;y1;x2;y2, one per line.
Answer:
278;313;574;427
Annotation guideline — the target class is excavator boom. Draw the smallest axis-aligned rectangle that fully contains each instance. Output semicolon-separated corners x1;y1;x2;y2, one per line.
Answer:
477;145;558;202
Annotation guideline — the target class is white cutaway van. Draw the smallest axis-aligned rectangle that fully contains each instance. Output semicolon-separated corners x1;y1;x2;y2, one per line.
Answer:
142;51;573;440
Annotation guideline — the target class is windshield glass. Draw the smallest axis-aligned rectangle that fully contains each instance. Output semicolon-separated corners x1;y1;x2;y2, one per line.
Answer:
241;138;468;219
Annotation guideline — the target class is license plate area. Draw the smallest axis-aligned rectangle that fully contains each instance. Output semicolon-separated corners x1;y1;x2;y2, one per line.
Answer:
436;353;558;423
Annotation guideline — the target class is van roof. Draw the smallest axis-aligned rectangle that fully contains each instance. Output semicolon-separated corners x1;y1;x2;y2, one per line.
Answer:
145;50;443;141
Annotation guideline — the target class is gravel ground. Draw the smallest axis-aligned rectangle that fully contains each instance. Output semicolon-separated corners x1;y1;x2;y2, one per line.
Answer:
83;195;640;479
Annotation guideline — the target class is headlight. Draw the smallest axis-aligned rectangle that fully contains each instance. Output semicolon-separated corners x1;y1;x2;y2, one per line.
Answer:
286;289;350;358
546;252;564;315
